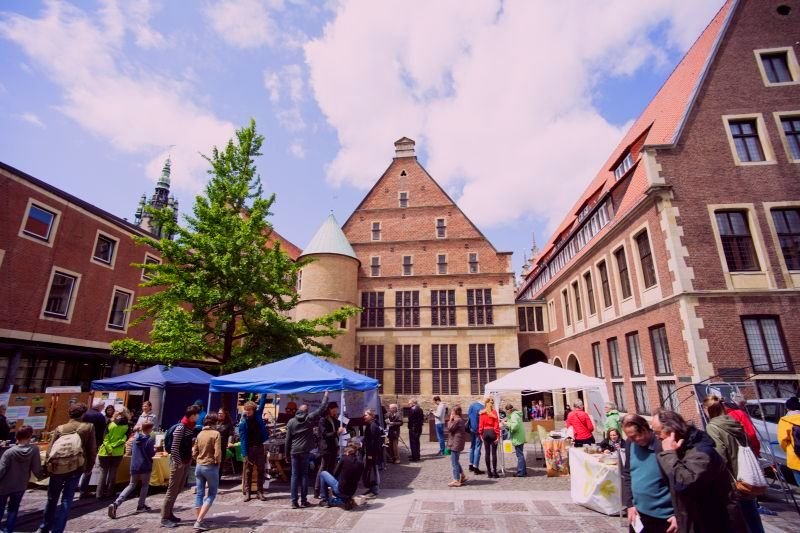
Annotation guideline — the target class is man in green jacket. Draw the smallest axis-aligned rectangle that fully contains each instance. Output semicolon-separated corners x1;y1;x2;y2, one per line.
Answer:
604;402;622;436
504;404;527;477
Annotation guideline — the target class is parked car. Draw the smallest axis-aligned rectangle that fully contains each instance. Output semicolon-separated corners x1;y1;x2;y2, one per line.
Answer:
745;398;790;473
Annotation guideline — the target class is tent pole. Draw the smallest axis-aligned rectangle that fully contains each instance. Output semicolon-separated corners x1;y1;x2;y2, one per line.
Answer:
160;388;167;430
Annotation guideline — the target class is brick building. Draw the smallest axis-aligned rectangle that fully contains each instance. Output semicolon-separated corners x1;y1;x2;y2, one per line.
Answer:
516;0;800;420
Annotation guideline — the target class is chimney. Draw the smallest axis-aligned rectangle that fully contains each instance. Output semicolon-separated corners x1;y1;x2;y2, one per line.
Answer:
394;137;416;158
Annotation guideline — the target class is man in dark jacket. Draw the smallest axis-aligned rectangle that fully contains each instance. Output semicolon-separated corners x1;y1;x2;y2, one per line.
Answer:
319;445;364;510
0;425;45;533
239;395;269;502
109;421;156;519
361;409;383;497
385;403;403;464
315;401;343;498
160;407;198;528
79;400;108;498
407;399;423;462
285;391;329;509
653;409;734;533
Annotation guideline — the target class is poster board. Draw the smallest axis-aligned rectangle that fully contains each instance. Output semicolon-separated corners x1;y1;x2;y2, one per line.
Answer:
4;393;52;433
91;390;129;413
47;392;93;431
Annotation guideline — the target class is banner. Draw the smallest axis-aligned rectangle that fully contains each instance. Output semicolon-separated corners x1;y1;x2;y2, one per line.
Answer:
275;389;380;420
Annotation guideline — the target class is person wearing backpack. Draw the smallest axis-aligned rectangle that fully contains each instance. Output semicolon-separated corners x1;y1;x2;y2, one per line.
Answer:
0;425;46;533
778;396;800;486
108;421;156;519
38;402;96;533
160;406;199;528
97;412;130;500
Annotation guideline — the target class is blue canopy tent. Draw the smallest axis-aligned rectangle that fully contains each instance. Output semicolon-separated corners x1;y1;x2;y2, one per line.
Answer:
91;365;214;429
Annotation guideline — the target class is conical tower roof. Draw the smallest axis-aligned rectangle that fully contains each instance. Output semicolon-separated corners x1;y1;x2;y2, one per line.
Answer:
300;214;358;261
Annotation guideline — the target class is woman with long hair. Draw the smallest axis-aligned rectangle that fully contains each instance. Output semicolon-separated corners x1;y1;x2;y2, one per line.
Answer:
446;405;467;486
478;398;501;478
215;408;234;481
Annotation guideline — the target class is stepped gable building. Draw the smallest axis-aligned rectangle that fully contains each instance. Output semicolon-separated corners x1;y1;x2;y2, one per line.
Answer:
516;0;800;420
320;137;519;407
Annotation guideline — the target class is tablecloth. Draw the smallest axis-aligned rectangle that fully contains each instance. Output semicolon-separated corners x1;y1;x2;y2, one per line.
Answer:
543;438;570;477
568;447;622;515
33;454;171;487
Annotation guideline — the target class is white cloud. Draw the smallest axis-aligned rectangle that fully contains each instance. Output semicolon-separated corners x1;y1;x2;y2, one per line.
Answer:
288;139;305;158
305;0;725;229
16;112;46;128
264;71;281;102
0;1;235;193
264;63;307;134
276;108;306;132
204;0;278;49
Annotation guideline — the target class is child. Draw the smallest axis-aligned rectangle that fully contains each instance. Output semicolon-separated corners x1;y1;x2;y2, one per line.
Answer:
108;421;156;518
0;425;46;532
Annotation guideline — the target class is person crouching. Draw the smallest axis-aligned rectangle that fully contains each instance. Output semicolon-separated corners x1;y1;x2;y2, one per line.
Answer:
319;445;364;510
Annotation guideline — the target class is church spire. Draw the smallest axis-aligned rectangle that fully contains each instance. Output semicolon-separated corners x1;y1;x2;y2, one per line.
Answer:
156;157;171;190
134;156;179;240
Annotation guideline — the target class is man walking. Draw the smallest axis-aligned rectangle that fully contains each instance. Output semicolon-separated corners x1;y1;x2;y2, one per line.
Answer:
160;406;198;528
385;403;402;464
79;400;107;498
504;404;527;477
239;395;269;502
467;399;484;474
316;401;344;497
39;403;96;533
431;396;447;456
361;409;382;497
285;391;329;509
407;399;423;462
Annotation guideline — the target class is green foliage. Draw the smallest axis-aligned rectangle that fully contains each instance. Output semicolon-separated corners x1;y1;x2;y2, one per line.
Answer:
111;119;359;370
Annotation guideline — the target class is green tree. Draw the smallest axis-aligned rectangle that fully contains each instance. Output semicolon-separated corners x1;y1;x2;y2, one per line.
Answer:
111;120;359;370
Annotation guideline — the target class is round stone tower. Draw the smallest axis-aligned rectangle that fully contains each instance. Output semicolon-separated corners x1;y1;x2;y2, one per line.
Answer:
295;214;360;369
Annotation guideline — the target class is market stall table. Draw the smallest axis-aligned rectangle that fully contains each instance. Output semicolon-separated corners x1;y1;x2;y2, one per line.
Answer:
568;447;622;515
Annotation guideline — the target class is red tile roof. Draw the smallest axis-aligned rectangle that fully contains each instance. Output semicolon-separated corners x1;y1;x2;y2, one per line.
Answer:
519;0;737;299
267;228;302;260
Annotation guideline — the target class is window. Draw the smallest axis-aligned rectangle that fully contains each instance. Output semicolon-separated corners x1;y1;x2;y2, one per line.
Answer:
436;218;446;238
358;345;384;383
370;256;381;277
518;306;544;332
399;191;409;208
633;382;650;415
757;380;798;399
626;332;645;377
613;383;627;412
572;281;583;321
592;342;604;378
395;291;420;327
584;272;596;315
296;269;302;291
608;338;622;378
107;289;132;330
142;255;161;281
43;272;77;319
760;51;793;84
771;208;800;270
614;248;632;300
395;345;420;395
469;344;497;395
437;254;447;275
742;317;790;372
402;255;413;276
636;231;657;289
613;152;634;179
92;234;116;265
340;319;347;329
23;204;56;241
371;222;381;241
715;211;759;272
467;288;493;326
649;325;673;375
562;289;571;327
781;116;800;160
468;253;479;274
728;120;765;162
598;261;612;308
360;292;385;328
658;381;679;411
431;290;456;326
432;344;458;395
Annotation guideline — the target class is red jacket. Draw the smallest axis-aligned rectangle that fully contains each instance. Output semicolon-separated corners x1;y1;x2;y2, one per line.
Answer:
478;410;500;438
566;409;594;440
726;407;760;457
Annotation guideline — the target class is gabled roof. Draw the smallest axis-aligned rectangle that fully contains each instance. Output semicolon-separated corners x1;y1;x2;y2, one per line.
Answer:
300;213;358;260
519;0;737;299
267;228;302;260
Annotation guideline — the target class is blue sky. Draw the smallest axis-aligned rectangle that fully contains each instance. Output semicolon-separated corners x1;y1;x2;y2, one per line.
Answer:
0;0;725;277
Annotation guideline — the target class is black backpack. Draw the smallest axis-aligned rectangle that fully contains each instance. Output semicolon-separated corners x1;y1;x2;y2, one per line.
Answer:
791;422;800;459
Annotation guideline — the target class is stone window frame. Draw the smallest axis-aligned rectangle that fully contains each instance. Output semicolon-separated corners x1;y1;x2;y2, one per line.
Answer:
369;255;381;277
547;299;556;332
763;201;800;288
39;265;82;324
561;287;572;328
90;229;120;270
611;242;634;303
18;197;62;248
401;254;413;276
141;253;161;281
398;191;409;208
436;253;448;275
707;203;774;290
571;278;583;323
772;111;800;164
594;256;614;312
105;285;135;333
753;47;800;87
371;221;382;241
467;252;479;274
582;267;597;318
628;221;661;301
721;113;777;167
435;217;447;239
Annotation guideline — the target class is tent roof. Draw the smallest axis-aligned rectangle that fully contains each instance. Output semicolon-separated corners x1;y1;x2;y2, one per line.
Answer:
484;362;607;394
209;353;379;394
91;365;214;391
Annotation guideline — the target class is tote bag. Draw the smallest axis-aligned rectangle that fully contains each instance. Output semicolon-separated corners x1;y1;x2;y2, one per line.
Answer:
735;443;767;496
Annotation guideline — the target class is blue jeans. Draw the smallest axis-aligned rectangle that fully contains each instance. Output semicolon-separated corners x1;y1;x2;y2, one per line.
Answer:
40;471;81;533
0;490;24;533
450;451;463;481
738;497;764;533
318;470;340;501
469;432;482;467
290;453;311;504
194;465;219;508
435;424;445;454
793;469;800;486
514;444;526;476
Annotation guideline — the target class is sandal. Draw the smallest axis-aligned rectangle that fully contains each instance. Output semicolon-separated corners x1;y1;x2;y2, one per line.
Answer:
447;480;462;487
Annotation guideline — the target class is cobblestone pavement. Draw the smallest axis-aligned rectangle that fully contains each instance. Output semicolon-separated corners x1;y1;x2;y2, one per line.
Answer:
9;429;798;532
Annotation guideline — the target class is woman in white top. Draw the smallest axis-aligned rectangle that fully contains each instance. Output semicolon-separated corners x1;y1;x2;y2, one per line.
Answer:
134;401;157;430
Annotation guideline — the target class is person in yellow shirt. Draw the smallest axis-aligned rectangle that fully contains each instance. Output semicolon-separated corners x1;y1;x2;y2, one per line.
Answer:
777;396;800;486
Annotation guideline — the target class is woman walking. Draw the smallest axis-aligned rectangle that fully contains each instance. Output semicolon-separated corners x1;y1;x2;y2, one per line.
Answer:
192;414;222;532
478;398;501;478
446;405;467;486
97;411;130;499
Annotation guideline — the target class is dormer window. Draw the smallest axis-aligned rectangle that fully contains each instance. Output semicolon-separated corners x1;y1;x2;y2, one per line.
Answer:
399;191;409;208
613;153;634;179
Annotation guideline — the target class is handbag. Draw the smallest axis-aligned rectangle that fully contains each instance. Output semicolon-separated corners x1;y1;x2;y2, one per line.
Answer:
734;442;767;497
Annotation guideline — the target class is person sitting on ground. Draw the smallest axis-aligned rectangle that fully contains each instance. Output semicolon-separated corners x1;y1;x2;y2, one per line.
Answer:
385;403;403;464
566;399;595;447
160;406;199;528
285;392;329;509
97;411;130;500
478;397;501;478
108;421;156;519
319;445;364;510
599;428;623;453
239;395;269;503
446;405;467;487
361;408;383;498
316;401;345;498
0;425;46;533
192;414;222;532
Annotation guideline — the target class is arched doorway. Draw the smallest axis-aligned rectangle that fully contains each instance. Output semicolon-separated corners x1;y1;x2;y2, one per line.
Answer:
566;353;585;406
519;349;549;420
